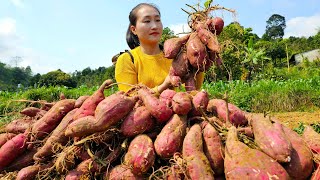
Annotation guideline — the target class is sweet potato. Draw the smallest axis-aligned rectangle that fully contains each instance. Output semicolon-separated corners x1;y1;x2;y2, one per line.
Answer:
224;126;290;179
20;107;47;117
54;146;82;174
250;114;292;163
5;148;37;171
16;163;52;180
121;106;155;137
124;134;155;175
169;50;190;82
201;121;224;175
0;133;28;171
282;125;313;180
302;125;320;154
65;93;138;137
74;95;90;108
207;98;247;126
33;108;78;162
159;89;176;107
154;114;187;158
206;17;224;35
3;118;35;134
31;99;75;139
196;26;220;53
186;32;207;69
184;72;197;92
182;124;214;179
0;132;16;147
73;79;113;120
164;34;190;59
138;88;173;123
190;90;209;116
106;165;143;180
312;165;320;180
172;92;192;115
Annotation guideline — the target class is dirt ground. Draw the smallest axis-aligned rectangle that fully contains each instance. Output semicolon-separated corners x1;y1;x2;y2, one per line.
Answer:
265;110;320;129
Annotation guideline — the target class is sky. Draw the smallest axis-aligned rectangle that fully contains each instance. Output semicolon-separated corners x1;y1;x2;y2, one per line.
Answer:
0;0;319;75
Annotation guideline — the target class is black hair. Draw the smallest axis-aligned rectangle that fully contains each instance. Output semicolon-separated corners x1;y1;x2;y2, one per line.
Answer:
126;3;161;49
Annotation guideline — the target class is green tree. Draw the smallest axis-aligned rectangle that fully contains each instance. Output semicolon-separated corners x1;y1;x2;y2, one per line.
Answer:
160;27;177;45
39;69;76;87
262;14;286;40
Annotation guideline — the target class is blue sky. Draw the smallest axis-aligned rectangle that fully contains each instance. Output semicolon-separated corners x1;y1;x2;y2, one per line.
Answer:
0;0;319;75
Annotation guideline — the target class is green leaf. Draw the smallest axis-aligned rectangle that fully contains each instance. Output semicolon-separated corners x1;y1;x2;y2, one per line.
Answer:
204;0;213;9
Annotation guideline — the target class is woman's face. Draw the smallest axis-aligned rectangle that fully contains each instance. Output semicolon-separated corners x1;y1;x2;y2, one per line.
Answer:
131;6;163;46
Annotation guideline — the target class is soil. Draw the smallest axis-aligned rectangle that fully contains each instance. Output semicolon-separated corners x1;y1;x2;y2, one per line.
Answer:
261;110;320;129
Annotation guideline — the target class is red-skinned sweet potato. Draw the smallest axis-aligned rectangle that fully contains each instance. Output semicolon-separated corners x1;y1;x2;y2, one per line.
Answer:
16;163;52;180
3;118;35;134
249;114;292;163
164;34;190;59
0;133;28;171
224;126;290;179
282;124;313;180
170;50;190;83
154;114;187;158
31;99;75;139
184;72;197;92
172;92;192;115
74;95;90;108
186;33;207;70
33;108;78;162
206;17;224;35
312;165;320;180
121;106;155;137
302;125;320;154
182;124;214;179
207;98;247;126
138;88;173;123
201;121;224;175
196;26;220;53
0;132;16;147
65;93;138;137
159;89;176;107
124;134;155;175
190;90;209;116
73;79;113;120
20;107;47;117
5;148;37;171
106;165;144;180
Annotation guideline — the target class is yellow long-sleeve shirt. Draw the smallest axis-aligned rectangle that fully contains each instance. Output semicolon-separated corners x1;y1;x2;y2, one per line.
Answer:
115;46;204;92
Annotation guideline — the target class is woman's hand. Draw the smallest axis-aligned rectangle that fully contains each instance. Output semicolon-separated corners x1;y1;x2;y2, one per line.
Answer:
157;75;173;94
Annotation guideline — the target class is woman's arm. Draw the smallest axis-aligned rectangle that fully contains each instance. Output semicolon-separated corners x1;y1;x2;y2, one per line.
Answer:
115;53;138;92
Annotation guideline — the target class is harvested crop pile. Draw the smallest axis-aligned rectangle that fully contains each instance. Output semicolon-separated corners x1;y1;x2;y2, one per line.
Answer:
1;78;319;180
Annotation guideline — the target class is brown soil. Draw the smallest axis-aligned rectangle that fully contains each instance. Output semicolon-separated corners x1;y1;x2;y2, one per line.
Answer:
264;110;320;129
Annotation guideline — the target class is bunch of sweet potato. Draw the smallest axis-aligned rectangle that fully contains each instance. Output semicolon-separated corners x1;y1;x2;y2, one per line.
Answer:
1;79;320;179
164;16;224;91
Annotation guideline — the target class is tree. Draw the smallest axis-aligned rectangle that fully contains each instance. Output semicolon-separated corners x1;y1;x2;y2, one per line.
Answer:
39;70;76;87
263;14;286;40
160;27;177;45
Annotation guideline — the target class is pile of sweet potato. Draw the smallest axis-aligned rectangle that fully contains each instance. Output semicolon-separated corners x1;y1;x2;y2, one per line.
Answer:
0;79;319;180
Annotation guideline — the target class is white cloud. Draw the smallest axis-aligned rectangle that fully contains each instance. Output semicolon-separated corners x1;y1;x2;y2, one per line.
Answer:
284;14;320;38
0;18;16;35
11;0;24;8
169;23;191;37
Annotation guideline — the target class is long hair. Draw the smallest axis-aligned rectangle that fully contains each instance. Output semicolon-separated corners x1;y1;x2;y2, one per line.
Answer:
126;3;161;49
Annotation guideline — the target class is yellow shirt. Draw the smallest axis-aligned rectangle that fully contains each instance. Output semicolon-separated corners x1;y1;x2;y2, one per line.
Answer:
115;46;204;92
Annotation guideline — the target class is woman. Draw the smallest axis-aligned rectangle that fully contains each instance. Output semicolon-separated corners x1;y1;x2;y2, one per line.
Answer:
115;3;204;94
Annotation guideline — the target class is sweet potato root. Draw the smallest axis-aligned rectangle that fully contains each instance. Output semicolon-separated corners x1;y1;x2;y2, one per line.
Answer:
224;126;290;179
3;118;35;134
73;79;113;120
16;163;52;180
31;99;75;139
20;107;47;117
74;95;90;108
164;34;190;59
172;92;192;115
250;114;292;163
282;124;313;180
65;93;138;137
121;106;154;137
190;90;209;116
0;132;16;147
0;133;28;171
33;108;78;162
124;134;155;175
106;165;143;180
154;114;187;158
186;32;207;70
196;26;220;53
5;148;37;172
138;88;173;123
182;124;214;179
201;121;224;175
159;89;176;107
206;17;224;35
302;125;320;154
